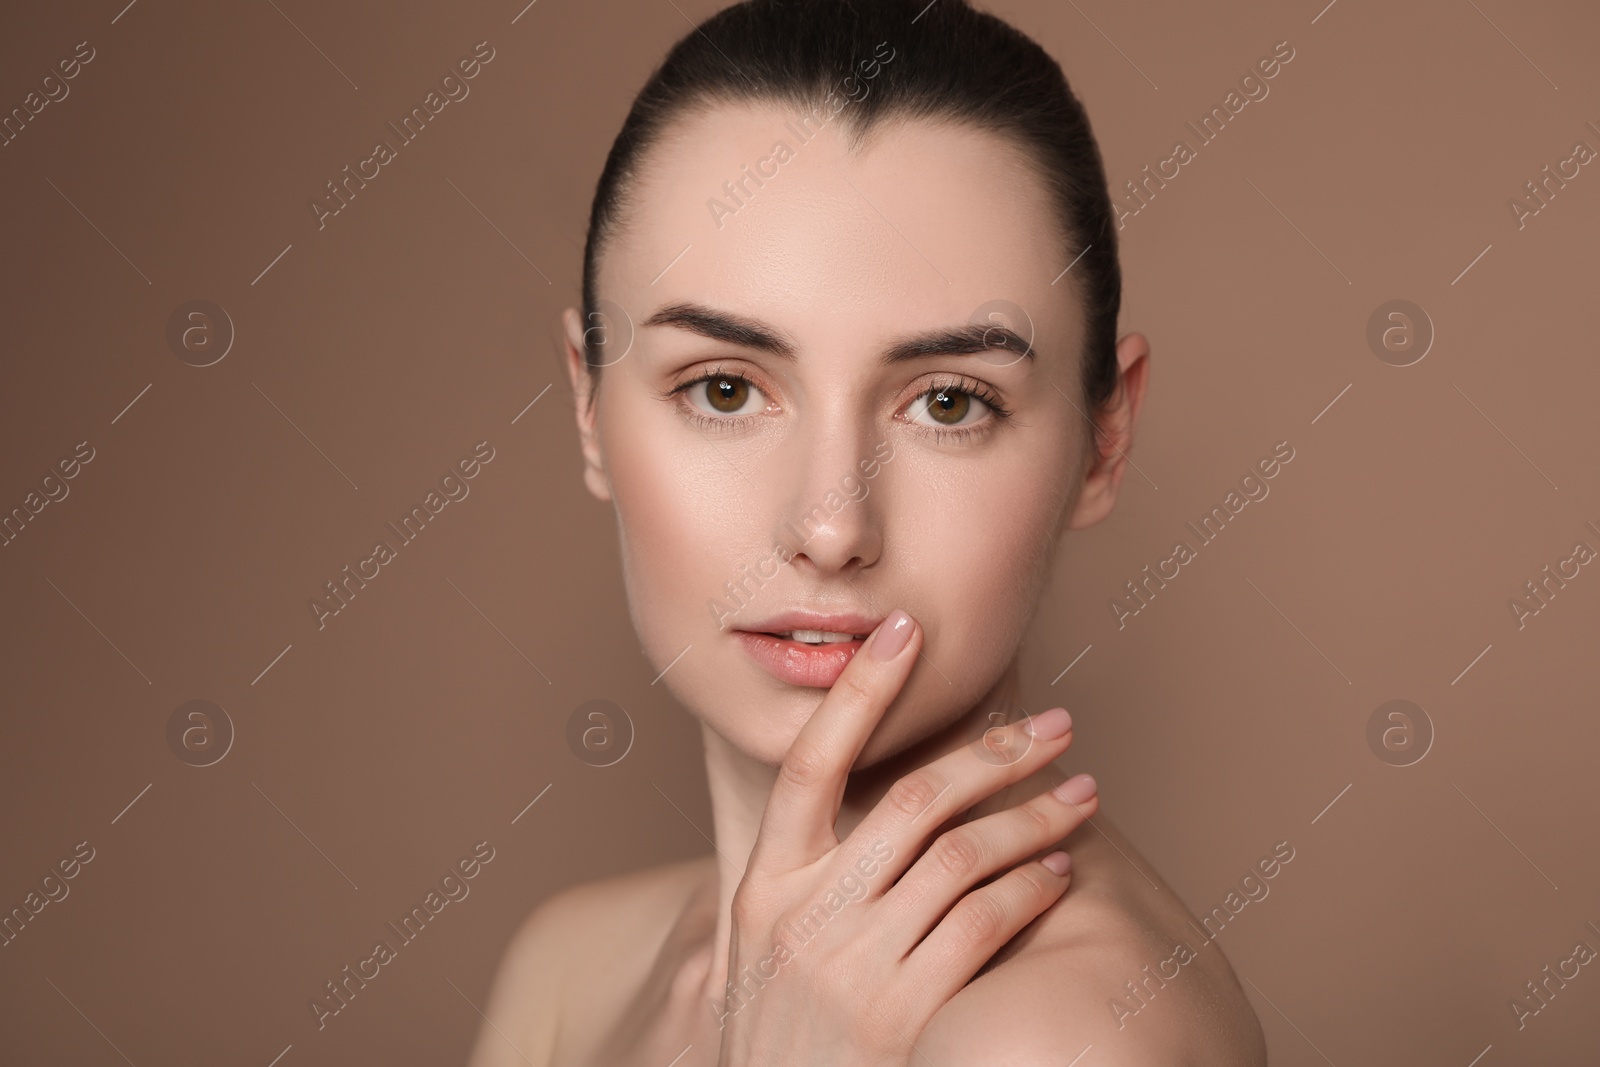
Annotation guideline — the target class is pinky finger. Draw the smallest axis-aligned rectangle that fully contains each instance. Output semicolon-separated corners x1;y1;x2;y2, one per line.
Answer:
901;852;1073;1007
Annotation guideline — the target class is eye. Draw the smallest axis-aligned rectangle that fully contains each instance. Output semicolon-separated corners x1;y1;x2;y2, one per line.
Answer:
682;372;769;418
907;384;993;429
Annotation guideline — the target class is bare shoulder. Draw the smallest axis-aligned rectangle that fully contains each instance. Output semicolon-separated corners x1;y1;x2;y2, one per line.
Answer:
464;854;714;1067
917;812;1267;1066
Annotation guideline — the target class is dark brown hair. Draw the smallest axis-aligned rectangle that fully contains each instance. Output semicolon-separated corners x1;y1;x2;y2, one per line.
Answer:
580;0;1123;445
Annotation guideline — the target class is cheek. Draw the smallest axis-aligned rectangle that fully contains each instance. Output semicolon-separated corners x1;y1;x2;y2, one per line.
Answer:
603;414;705;627
880;441;1075;690
599;393;769;657
844;450;1072;768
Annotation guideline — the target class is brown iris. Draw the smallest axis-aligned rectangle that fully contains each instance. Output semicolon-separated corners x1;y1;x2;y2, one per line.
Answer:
924;388;970;424
704;376;749;413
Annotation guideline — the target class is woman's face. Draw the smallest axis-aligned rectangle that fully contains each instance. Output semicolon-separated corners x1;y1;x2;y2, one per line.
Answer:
565;103;1114;769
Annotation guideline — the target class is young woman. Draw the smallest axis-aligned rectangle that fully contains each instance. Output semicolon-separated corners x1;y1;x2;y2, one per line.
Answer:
467;1;1267;1062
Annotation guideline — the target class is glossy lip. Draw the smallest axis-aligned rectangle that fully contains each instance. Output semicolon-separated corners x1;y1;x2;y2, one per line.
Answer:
732;610;886;689
735;610;884;638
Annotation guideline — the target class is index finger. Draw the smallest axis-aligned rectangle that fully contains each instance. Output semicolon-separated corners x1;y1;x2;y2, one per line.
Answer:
749;608;919;873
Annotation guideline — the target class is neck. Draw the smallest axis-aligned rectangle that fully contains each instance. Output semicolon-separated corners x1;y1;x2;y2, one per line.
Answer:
692;660;1030;1021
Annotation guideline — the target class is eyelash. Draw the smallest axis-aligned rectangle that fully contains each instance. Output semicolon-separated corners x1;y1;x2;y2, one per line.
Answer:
664;364;1013;442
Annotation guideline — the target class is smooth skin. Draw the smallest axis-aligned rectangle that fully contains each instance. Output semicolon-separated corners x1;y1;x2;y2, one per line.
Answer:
715;609;1097;1064
465;102;1267;1066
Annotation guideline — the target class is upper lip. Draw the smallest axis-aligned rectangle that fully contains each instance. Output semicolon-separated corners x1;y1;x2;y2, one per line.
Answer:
737;609;884;637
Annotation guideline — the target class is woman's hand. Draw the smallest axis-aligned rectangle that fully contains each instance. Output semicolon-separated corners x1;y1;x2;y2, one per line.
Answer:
714;608;1101;1066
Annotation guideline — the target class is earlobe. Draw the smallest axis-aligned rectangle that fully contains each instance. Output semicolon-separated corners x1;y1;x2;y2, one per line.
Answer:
561;307;613;502
1064;332;1150;532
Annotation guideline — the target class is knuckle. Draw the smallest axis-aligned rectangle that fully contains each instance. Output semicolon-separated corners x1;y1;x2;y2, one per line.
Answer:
954;891;1007;945
810;948;856;991
930;829;984;879
729;890;756;927
1012;865;1055;903
834;671;875;709
779;738;831;790
886;770;944;819
1017;797;1057;838
730;880;774;926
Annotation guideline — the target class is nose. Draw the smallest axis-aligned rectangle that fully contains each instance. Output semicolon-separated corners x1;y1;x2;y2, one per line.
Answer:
774;419;884;576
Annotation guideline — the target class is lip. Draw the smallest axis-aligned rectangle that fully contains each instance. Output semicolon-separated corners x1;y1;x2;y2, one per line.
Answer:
732;610;885;689
738;610;884;637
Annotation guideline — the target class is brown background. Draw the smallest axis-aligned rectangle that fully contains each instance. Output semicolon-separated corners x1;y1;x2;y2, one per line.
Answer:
2;0;1597;1064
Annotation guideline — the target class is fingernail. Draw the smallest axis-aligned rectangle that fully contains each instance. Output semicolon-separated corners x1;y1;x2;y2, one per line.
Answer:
1041;851;1072;876
1052;773;1097;805
1024;708;1072;740
868;609;913;661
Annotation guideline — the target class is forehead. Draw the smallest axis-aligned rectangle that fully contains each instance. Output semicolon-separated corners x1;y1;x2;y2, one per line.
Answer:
599;102;1081;355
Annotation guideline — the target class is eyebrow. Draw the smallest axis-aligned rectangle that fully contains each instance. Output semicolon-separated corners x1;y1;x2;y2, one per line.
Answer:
640;302;1035;365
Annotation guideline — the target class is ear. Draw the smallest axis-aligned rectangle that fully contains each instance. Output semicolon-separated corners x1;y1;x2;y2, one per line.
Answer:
562;306;612;502
1065;331;1150;531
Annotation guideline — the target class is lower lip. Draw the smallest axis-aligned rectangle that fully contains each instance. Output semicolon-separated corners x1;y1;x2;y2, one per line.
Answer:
734;631;867;688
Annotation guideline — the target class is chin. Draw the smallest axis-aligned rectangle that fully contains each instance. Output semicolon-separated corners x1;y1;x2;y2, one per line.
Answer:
689;672;957;774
